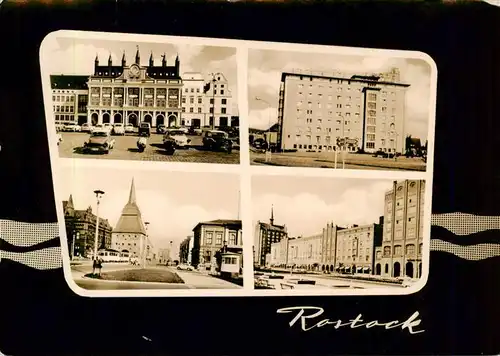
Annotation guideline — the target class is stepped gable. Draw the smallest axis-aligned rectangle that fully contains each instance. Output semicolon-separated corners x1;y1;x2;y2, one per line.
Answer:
114;178;147;235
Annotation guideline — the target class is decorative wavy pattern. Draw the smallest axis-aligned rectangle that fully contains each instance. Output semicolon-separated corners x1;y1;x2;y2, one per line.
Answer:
0;220;62;270
430;225;500;246
1;247;63;270
0;236;61;253
0;220;60;246
431;213;500;236
430;239;500;261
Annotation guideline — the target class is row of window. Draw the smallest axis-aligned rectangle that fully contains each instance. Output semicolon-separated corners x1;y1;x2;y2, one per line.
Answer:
295;82;399;97
53;95;75;102
203;231;238;246
381;243;423;257
54;105;74;113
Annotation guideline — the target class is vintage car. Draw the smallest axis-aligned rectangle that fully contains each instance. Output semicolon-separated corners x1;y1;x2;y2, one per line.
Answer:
176;264;195;271
156;124;167;134
202;130;233;153
81;123;93;133
138;122;151;137
163;129;191;149
62;123;81;132
112;123;125;135
125;124;135;133
83;129;116;154
103;123;113;133
91;124;105;133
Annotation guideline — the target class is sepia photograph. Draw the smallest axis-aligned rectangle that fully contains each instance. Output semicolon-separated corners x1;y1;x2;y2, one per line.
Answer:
56;163;243;292
41;31;240;164
252;175;428;292
248;47;436;172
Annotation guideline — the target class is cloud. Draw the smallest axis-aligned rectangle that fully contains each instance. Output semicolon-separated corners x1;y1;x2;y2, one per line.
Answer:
252;179;390;238
248;49;433;140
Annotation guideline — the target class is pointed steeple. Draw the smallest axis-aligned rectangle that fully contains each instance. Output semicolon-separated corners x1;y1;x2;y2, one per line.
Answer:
162;52;166;67
175;53;180;73
121;51;126;66
94;53;99;74
135;45;140;65
108;53;112;66
68;194;74;209
149;51;154;67
270;205;274;225
128;178;136;204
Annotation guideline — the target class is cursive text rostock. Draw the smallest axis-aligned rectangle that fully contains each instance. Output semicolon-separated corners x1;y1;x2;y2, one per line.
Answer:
277;306;425;334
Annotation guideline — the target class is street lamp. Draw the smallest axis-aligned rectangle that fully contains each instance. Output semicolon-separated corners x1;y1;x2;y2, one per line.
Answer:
143;221;150;269
255;96;273;162
93;190;105;261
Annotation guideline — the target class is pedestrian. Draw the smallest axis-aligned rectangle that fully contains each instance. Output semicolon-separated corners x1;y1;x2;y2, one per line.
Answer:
97;257;103;277
92;258;98;276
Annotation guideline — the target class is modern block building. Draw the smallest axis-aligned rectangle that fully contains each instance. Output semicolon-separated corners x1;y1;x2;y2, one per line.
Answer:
111;179;154;260
62;195;113;258
87;48;183;128
253;207;288;267
277;68;409;153
50;75;89;127
191;219;243;271
374;180;425;279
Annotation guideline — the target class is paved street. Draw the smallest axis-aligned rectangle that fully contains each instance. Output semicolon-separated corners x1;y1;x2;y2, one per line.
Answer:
59;132;240;164
71;261;241;290
250;150;426;171
257;271;405;290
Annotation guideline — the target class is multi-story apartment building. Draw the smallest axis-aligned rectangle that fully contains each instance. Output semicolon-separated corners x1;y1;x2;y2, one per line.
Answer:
50;75;89;127
111;179;153;260
269;236;291;267
375;180;425;279
253;207;288;267
277;68;409;153
203;72;234;128
62;195;113;258
180;72;205;127
87;49;183;128
286;233;323;269
191;219;242;271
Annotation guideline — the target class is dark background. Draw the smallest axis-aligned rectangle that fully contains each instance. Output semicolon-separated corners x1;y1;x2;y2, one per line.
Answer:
0;0;499;354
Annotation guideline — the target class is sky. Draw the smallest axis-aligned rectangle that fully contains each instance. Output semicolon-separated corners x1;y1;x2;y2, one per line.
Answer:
252;176;394;238
43;36;238;112
248;49;432;141
57;165;240;254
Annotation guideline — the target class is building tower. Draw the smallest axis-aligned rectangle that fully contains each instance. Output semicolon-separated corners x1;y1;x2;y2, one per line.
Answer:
111;179;151;259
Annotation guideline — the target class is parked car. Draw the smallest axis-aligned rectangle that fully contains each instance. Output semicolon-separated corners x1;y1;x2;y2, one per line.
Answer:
92;124;105;133
202;130;233;153
112;123;125;135
176;264;194;271
83;129;116;154
62;123;81;132
57;133;63;145
138;122;151;137
156;124;167;134
125;124;135;133
230;137;240;150
163;129;191;149
81;123;93;133
103;123;113;133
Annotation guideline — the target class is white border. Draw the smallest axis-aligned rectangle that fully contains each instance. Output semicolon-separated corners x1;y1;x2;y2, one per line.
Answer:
40;30;437;298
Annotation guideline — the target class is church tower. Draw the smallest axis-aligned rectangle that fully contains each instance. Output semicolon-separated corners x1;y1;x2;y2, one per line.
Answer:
111;179;150;258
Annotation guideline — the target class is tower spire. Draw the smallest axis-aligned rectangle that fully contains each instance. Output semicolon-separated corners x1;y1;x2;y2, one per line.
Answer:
135;45;140;65
121;51;126;66
128;178;137;204
270;205;274;225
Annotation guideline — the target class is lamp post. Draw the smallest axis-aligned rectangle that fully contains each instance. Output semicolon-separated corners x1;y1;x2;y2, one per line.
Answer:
93;190;105;261
334;114;346;169
169;240;173;265
255;96;272;162
143;221;150;269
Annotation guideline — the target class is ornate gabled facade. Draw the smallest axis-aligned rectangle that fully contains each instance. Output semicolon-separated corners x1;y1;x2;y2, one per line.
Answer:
62;194;113;258
87;47;183;128
111;179;153;259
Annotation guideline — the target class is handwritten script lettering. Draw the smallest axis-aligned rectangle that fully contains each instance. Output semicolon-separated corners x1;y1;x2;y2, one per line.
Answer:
277;306;425;335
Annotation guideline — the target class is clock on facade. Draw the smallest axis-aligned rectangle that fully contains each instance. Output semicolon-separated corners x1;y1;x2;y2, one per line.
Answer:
129;65;140;78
